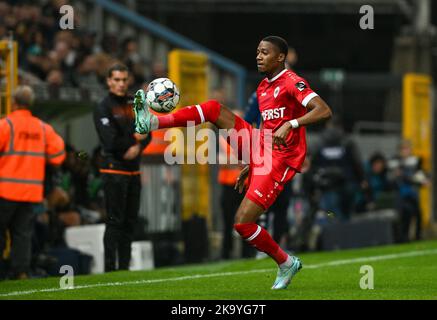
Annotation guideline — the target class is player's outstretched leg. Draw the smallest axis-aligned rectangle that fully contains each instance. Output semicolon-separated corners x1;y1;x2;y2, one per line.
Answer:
134;89;234;133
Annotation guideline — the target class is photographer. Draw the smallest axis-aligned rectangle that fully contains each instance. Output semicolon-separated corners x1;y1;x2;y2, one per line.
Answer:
312;118;367;221
388;140;430;242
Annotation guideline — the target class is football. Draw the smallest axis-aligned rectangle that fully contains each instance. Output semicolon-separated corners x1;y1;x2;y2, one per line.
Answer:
145;78;180;113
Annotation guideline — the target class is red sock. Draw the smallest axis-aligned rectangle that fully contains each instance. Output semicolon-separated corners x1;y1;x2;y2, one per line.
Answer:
157;100;221;129
234;223;289;265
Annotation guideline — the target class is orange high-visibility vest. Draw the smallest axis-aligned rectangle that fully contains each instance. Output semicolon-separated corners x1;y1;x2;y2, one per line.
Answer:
217;136;244;186
143;130;170;155
218;166;241;186
0;109;66;202
143;108;170;155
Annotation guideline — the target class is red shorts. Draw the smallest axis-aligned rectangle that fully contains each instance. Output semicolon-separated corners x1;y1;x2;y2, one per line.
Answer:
245;158;297;210
231;115;298;210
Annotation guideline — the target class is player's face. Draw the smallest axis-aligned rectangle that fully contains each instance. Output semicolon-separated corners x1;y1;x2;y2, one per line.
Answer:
256;41;284;74
107;70;129;96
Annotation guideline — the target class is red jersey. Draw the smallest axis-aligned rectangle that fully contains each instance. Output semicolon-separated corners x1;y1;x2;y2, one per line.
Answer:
257;69;318;172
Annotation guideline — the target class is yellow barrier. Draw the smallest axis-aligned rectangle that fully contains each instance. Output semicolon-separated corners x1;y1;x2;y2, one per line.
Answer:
168;50;211;224
402;73;432;227
0;39;18;116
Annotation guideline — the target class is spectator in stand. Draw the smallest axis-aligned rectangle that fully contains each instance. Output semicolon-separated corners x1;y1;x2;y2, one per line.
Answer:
0;2;143;92
121;38;142;68
121;38;147;91
46;68;64;88
78;31;98;57
77;55;102;89
49;38;78;86
149;61;167;82
101;33;119;56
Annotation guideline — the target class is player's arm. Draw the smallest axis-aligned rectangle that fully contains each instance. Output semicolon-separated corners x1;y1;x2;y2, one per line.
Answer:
123;133;152;160
134;132;152;151
44;123;66;166
234;165;250;193
293;96;332;126
273;96;332;147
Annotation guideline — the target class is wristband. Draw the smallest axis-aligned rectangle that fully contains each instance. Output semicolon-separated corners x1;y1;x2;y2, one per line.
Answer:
289;119;299;129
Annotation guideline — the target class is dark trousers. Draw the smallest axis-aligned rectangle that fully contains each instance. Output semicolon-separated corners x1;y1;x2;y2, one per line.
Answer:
0;198;34;277
102;173;141;272
399;196;422;242
220;185;254;259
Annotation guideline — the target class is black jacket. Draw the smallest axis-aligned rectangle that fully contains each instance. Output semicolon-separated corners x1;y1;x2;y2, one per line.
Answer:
93;92;151;172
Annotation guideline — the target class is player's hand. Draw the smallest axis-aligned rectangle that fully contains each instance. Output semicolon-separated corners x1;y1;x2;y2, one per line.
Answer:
123;144;141;160
273;122;292;149
234;165;250;194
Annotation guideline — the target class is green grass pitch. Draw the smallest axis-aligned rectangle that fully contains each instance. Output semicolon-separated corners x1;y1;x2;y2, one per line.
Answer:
1;240;436;300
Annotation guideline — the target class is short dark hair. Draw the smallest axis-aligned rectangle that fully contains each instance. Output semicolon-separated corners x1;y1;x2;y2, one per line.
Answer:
262;36;289;55
107;63;128;78
369;152;386;165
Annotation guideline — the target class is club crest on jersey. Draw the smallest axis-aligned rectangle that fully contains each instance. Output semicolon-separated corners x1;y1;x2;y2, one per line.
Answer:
295;81;307;92
274;86;280;98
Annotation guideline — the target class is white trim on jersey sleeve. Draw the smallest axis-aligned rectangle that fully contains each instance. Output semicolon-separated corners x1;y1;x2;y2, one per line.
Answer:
302;92;319;107
195;104;205;123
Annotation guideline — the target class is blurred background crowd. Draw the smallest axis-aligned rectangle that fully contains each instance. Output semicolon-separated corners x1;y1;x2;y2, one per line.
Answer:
0;0;167;92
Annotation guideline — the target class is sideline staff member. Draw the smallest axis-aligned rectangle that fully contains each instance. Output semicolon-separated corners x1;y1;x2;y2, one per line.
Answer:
94;64;151;272
0;85;65;279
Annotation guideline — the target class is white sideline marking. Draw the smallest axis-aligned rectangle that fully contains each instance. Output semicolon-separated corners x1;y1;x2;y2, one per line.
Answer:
1;248;436;298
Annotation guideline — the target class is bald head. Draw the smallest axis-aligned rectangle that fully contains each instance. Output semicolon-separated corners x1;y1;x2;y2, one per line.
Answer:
13;85;35;109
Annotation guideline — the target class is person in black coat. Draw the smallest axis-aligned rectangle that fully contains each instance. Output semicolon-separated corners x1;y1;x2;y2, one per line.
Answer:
93;63;151;272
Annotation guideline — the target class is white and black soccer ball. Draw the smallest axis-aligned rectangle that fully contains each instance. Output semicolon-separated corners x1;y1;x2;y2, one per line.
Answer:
145;78;180;113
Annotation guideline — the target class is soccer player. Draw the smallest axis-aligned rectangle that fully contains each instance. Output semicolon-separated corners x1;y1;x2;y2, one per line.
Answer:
134;36;332;289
